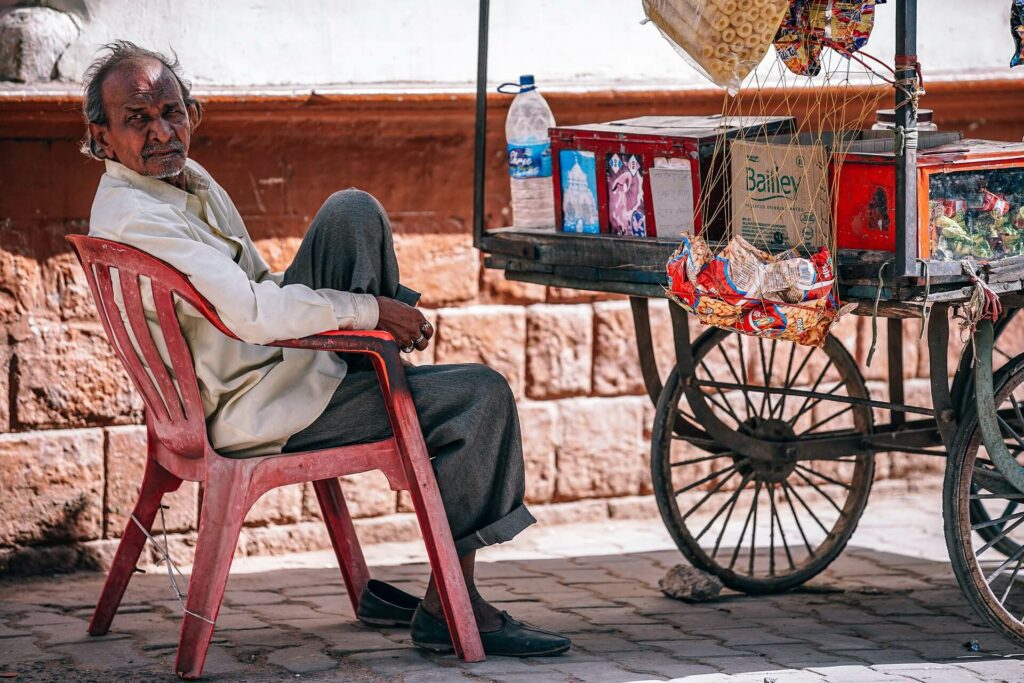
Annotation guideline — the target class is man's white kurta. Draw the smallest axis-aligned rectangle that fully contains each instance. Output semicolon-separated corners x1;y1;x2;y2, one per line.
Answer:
89;159;379;456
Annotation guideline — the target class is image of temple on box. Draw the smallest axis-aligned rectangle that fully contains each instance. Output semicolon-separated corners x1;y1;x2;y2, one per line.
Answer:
505;75;556;229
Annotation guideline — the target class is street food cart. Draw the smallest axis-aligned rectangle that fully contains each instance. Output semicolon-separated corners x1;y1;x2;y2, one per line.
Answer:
473;0;1024;647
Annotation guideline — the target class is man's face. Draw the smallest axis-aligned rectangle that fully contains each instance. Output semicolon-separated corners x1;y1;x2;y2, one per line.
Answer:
89;58;192;181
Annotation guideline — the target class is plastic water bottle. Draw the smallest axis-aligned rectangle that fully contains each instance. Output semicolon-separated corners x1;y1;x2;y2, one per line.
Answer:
505;75;556;229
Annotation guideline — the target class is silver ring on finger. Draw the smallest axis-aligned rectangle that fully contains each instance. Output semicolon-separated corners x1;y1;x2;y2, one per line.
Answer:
412;333;426;346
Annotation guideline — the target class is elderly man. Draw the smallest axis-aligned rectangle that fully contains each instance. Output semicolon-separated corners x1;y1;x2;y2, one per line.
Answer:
82;40;569;657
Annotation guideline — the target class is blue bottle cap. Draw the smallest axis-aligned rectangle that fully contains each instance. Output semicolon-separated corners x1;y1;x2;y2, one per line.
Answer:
519;74;536;91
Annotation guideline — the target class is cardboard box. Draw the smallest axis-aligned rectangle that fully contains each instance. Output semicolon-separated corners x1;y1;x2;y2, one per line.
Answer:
730;139;830;252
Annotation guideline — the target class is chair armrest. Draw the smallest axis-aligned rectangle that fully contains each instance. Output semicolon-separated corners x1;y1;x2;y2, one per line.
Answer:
267;329;399;355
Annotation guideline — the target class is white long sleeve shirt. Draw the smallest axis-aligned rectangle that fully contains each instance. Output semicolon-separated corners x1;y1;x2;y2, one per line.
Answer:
89;159;379;456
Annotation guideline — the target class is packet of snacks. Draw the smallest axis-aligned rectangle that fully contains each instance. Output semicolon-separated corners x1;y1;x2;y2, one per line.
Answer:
830;1;881;54
642;0;791;93
1013;0;1024;68
666;235;847;347
774;0;826;76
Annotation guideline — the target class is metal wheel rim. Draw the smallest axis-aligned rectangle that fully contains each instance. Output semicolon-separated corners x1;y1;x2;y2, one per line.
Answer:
652;328;875;593
950;366;1024;642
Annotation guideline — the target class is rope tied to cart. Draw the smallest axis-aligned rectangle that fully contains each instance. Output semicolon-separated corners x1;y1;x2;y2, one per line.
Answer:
956;259;1003;352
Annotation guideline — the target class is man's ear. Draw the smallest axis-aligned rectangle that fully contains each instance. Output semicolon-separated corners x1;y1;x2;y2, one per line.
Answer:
89;122;115;160
187;102;202;133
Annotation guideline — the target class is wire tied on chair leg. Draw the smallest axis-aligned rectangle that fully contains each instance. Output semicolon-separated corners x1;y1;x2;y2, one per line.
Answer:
131;508;216;626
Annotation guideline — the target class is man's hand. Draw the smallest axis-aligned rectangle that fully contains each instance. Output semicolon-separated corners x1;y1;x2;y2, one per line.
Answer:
375;296;433;352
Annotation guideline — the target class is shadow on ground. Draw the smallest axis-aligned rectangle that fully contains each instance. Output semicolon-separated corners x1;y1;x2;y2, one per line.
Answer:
1;546;1022;682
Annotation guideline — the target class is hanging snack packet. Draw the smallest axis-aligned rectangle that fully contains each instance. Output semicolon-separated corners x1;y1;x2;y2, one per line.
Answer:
1012;0;1024;68
643;0;791;93
775;0;826;77
665;235;845;347
831;1;878;54
696;237;767;305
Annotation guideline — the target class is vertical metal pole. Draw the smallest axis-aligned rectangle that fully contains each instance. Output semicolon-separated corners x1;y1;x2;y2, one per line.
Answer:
472;0;490;249
887;318;905;428
894;0;919;279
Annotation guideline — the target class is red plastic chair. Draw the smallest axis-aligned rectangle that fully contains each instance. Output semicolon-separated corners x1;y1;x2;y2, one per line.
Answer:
67;235;484;678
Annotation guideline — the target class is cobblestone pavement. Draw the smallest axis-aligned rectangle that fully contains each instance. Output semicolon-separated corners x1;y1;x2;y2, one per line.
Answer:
3;480;1024;682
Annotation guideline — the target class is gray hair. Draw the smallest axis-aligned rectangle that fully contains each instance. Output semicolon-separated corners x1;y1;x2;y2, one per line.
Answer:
80;40;203;160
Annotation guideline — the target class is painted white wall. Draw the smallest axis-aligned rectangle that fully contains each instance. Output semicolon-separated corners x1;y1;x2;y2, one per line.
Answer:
52;0;1021;91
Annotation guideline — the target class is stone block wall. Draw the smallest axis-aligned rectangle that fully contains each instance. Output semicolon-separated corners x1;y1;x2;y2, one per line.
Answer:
2;85;1022;575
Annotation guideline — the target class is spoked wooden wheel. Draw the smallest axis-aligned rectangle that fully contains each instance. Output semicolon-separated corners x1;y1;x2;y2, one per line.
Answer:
651;328;874;594
946;358;1024;645
962;309;1024;557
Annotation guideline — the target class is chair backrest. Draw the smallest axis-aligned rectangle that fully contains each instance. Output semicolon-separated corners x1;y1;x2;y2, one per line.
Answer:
67;235;241;460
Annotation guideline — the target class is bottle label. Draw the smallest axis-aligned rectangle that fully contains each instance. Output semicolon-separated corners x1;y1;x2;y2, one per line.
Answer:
507;142;552;178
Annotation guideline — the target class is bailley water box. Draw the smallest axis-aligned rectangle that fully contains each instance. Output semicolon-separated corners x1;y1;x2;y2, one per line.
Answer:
730;140;829;251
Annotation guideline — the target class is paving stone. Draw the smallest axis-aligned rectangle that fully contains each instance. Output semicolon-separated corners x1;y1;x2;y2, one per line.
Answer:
325;628;410;654
33;619;128;646
543;659;655;683
845;649;930;666
0;637;62;665
952;659;1024;678
806;663;908;681
608;651;719;679
536;590;617;609
15;610;82;627
266;642;338;673
872;662;981;682
280;583;347;598
199;644;251;676
698;627;803;646
572;632;647;654
223;590;287;607
572;606;660;626
53;638;153;670
585;581;664;598
646;639;751;658
404;668;485;682
219;627;307;649
211;612;268;631
459;656;555;676
612;623;694;642
245;601;327;622
726;671;826;682
798;632;880;650
692;655;777;673
0;623;31;638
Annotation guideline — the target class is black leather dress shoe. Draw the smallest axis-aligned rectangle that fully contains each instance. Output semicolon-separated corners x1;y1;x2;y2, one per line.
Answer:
357;579;422;627
410;605;571;657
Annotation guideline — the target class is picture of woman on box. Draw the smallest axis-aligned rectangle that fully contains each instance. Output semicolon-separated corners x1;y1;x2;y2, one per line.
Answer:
607;153;647;237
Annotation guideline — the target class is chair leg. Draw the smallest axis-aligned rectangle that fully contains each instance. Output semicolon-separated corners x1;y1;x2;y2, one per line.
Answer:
89;458;182;636
174;462;252;680
313;478;370;614
406;478;484;662
372;351;484;662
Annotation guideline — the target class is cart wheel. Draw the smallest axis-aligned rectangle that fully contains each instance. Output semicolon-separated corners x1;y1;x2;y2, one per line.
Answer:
651;328;874;594
945;355;1024;646
956;309;1024;557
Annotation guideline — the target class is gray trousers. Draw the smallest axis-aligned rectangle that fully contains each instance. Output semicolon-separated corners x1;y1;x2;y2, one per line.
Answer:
281;189;535;556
